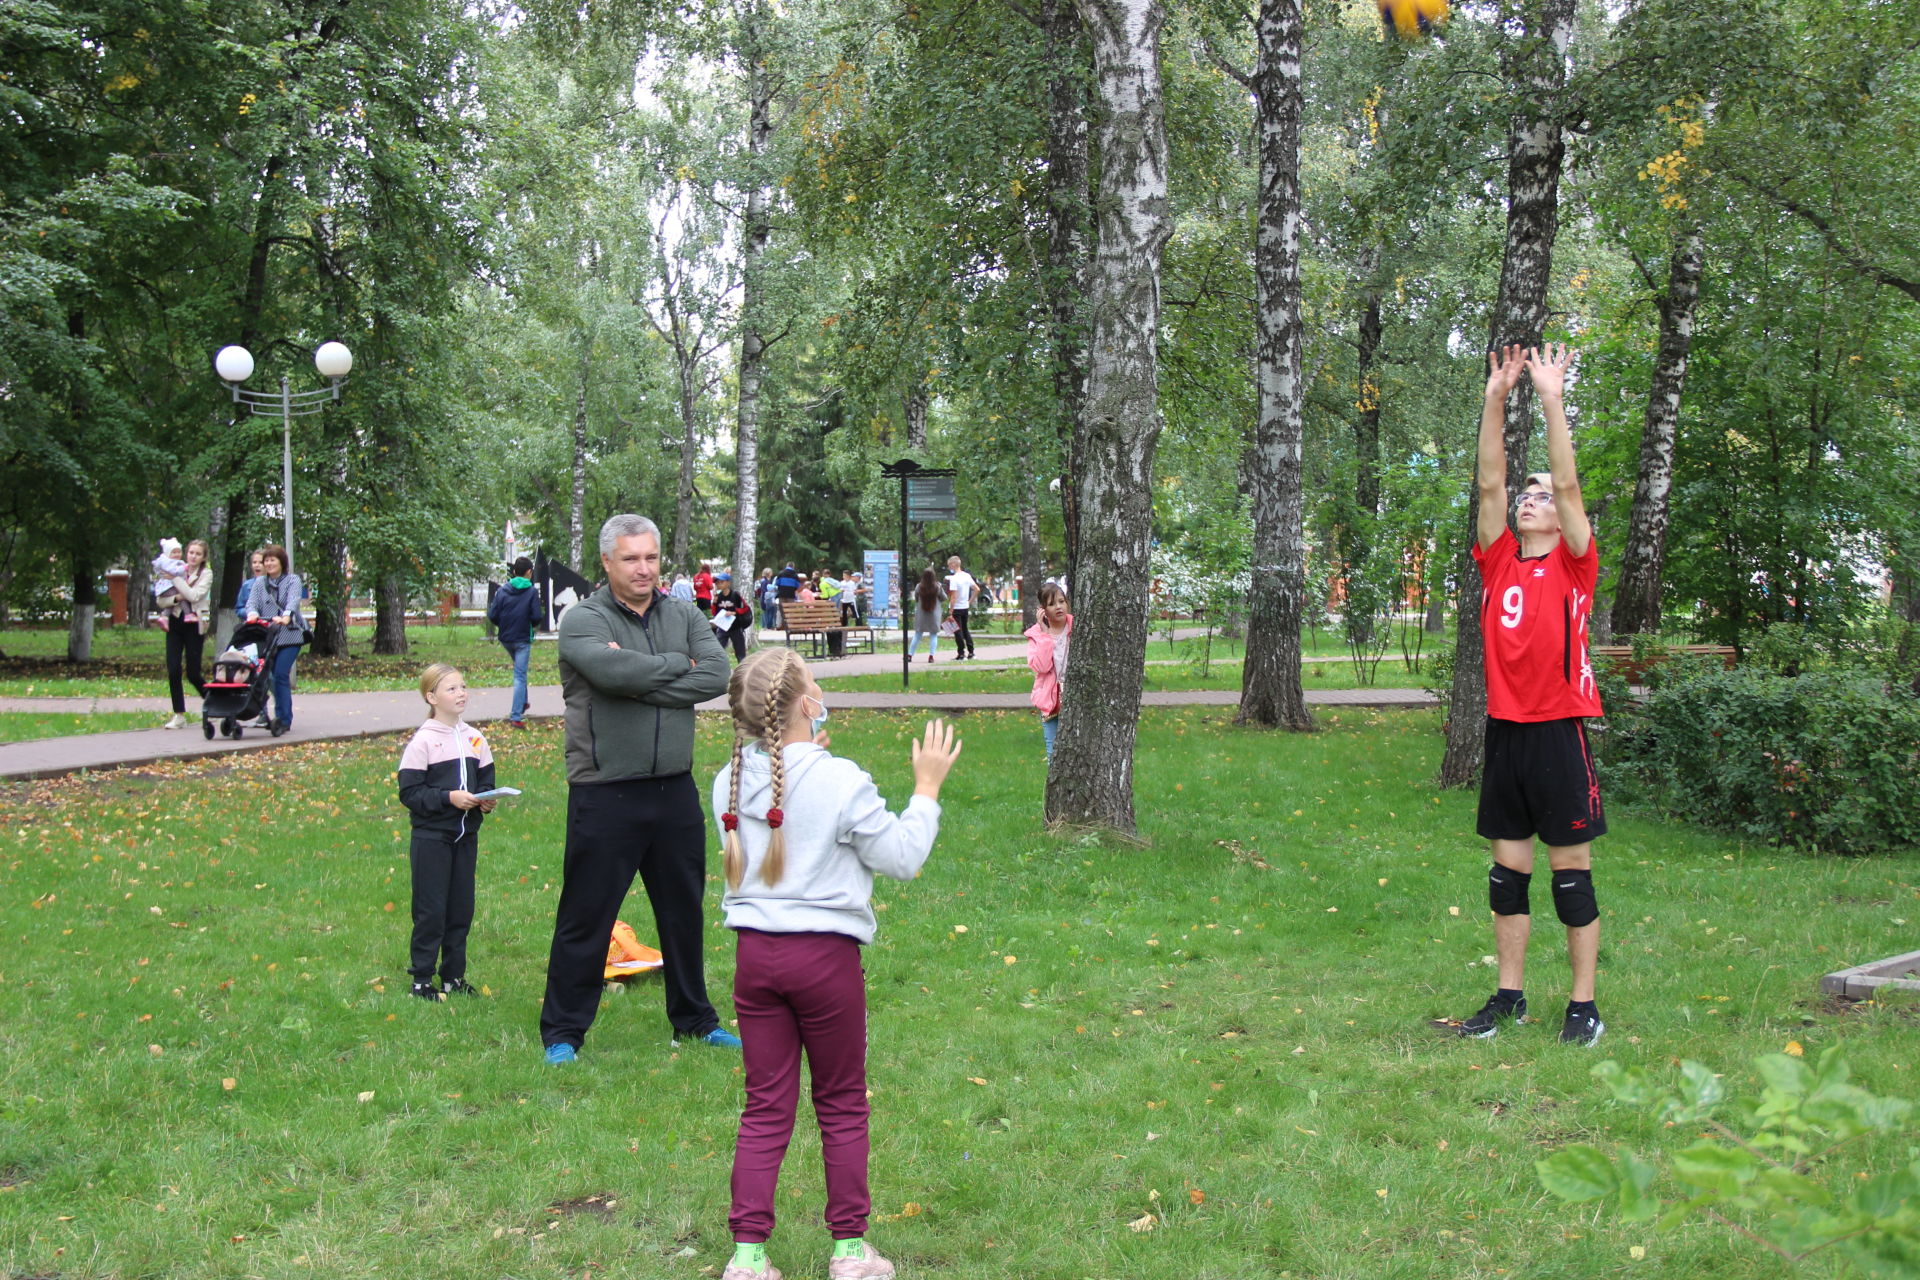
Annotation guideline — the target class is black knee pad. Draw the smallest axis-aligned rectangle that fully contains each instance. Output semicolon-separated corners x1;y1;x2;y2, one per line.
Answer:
1488;865;1531;916
1551;868;1598;927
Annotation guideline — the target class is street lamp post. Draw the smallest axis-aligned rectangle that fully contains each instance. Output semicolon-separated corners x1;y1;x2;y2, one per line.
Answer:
213;342;354;558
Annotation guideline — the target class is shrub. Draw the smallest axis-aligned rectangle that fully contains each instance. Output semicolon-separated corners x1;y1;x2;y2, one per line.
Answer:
1601;663;1920;854
1537;1048;1920;1275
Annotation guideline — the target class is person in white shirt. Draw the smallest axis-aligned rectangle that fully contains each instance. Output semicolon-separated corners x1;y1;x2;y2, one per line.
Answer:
943;555;979;660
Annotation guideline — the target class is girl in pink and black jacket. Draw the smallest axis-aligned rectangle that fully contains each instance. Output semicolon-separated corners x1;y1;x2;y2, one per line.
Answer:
397;664;497;1001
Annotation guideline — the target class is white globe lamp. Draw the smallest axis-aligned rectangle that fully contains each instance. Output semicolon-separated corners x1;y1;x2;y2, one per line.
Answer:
214;345;255;383
314;342;353;379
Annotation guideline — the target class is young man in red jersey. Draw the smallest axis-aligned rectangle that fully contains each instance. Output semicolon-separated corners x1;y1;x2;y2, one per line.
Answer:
1450;342;1607;1046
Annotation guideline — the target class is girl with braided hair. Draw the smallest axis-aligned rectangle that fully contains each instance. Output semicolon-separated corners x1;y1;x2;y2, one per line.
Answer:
711;647;962;1280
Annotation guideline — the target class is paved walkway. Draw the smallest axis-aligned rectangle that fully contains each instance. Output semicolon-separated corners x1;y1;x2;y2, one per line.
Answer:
0;636;1435;781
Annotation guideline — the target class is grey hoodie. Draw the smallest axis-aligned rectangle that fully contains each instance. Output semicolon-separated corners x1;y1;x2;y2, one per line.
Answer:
712;743;940;944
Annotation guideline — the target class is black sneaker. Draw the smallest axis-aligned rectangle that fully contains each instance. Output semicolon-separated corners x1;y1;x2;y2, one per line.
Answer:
1452;993;1526;1039
442;977;480;997
1559;1005;1605;1047
410;980;444;1002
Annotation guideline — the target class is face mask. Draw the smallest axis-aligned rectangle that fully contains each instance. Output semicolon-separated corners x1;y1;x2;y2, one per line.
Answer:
803;693;830;738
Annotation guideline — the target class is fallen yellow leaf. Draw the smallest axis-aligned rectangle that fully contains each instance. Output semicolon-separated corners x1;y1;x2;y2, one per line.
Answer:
1128;1213;1157;1232
966;1077;987;1086
1784;1040;1804;1057
221;1077;237;1091
1188;1188;1205;1205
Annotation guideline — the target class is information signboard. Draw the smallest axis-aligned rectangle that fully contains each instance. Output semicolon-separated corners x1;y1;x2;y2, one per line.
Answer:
863;549;898;625
905;474;957;521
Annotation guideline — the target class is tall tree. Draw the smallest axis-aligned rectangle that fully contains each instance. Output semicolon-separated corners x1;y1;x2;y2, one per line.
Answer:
1610;225;1703;636
731;0;775;599
1235;0;1311;731
1439;0;1576;788
1044;0;1171;833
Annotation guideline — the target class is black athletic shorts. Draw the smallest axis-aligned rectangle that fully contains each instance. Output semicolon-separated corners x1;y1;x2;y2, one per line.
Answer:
1476;716;1607;847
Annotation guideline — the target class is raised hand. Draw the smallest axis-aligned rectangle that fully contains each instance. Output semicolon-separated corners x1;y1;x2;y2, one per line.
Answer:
1526;341;1573;401
1485;343;1529;401
910;718;963;798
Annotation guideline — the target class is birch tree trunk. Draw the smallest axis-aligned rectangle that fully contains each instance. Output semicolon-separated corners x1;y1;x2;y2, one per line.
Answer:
1611;227;1704;637
569;366;588;572
1044;0;1092;588
1238;0;1312;731
731;0;772;606
372;573;409;655
1044;0;1170;833
1438;0;1575;788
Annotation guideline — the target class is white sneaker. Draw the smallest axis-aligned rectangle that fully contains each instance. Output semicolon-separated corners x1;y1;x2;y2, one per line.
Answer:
162;713;186;730
828;1241;895;1279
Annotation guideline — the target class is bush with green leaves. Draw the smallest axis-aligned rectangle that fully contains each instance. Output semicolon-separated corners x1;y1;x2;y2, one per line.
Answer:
1538;1048;1919;1275
1598;663;1920;854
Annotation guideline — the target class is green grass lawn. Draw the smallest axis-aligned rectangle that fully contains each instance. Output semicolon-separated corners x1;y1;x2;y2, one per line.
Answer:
1;710;1911;1279
0;711;160;743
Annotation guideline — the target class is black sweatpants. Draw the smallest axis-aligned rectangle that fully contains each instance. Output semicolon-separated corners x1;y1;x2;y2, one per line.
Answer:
951;607;974;658
541;774;719;1048
716;621;747;662
165;624;206;714
409;831;478;981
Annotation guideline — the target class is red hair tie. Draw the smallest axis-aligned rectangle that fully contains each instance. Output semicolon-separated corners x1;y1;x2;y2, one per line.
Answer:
766;807;785;829
721;812;739;832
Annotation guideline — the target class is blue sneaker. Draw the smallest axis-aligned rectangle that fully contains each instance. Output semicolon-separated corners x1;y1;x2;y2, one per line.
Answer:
699;1027;742;1049
544;1042;577;1064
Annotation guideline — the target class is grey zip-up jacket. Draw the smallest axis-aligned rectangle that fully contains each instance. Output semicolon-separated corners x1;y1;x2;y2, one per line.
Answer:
558;586;729;785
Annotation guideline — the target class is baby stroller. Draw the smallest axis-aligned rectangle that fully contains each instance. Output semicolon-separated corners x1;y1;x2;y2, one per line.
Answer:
201;620;287;740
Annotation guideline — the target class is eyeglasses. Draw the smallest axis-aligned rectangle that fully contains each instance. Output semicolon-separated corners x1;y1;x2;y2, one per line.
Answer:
1515;491;1555;508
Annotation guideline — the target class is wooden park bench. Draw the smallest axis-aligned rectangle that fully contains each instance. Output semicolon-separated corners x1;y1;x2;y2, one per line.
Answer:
777;599;875;659
1592;644;1736;685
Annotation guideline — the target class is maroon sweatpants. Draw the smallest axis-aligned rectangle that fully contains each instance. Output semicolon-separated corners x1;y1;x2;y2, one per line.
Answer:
729;929;871;1242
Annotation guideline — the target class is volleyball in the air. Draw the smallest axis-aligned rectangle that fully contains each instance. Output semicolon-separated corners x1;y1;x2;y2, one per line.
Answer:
1378;0;1447;38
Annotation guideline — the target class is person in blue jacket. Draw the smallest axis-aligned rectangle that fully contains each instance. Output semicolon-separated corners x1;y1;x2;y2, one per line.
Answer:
488;557;545;729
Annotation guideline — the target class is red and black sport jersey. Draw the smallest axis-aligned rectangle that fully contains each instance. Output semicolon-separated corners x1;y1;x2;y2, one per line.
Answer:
1472;529;1603;722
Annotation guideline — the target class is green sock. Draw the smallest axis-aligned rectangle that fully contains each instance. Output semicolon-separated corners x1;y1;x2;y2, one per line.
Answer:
731;1242;768;1271
832;1238;867;1260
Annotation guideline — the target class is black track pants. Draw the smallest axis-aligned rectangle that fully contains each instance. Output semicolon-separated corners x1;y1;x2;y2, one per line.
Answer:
409;831;478;981
540;774;720;1047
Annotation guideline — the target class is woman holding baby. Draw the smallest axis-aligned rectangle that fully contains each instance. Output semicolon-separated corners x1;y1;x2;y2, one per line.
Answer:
155;538;214;730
